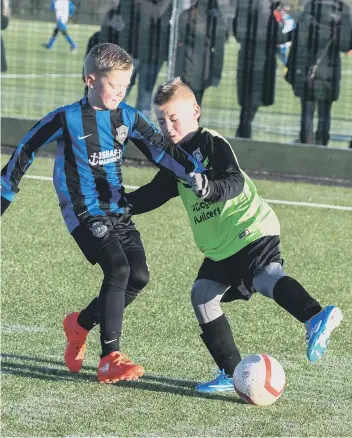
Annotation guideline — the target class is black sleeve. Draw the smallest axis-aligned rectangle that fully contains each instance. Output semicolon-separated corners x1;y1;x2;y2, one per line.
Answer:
204;135;244;203
1;14;9;30
126;170;179;215
1;111;63;205
340;5;352;53
232;0;239;41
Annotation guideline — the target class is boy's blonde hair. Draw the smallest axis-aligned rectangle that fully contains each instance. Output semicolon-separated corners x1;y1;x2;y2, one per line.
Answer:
84;43;133;77
153;77;197;106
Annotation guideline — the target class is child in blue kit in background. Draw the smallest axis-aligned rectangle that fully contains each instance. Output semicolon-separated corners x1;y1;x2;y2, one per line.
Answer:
46;0;77;51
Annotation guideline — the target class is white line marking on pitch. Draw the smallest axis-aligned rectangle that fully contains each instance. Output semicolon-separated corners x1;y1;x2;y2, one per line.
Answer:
23;174;352;211
265;199;352;211
2;324;48;333
1;73;82;79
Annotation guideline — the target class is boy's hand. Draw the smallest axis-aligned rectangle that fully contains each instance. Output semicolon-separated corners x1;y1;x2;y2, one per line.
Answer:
188;172;210;199
1;197;11;216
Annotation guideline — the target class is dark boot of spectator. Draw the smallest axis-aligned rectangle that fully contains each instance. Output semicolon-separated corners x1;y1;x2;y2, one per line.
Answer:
236;105;258;139
315;100;332;146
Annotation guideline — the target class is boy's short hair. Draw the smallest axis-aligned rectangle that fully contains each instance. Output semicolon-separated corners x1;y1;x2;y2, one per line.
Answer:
84;43;133;77
153;77;197;106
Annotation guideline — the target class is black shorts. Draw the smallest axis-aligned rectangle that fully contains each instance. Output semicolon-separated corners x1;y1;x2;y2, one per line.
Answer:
196;235;283;302
71;213;144;265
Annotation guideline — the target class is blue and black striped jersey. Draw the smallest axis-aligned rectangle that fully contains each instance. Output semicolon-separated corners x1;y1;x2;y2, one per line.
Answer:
1;96;201;232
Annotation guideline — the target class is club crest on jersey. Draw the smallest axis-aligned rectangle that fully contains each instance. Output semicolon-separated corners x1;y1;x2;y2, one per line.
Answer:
192;148;203;163
116;125;129;143
90;221;108;238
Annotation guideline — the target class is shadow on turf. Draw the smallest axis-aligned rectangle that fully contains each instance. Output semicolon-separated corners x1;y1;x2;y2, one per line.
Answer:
1;353;244;403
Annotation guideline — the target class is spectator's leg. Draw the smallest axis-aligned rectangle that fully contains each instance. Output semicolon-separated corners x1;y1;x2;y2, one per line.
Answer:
1;37;7;72
136;61;162;118
300;99;315;144
194;90;205;106
315;100;332;146
124;59;140;102
236;105;258;139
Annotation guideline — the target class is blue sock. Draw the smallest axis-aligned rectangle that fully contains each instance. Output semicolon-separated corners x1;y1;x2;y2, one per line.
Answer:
47;37;56;49
64;33;76;48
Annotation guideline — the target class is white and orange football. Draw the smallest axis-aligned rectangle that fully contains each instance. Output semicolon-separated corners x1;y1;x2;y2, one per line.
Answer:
233;354;286;406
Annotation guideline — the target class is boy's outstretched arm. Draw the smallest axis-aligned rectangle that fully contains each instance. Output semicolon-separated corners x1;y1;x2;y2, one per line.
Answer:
191;134;244;202
1;109;63;215
129;111;200;182
126;170;178;215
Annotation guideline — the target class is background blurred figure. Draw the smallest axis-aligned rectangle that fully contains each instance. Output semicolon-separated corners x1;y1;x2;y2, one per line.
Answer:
46;0;77;52
84;0;172;118
30;0;42;15
174;0;227;105
285;0;352;146
233;0;286;139
1;0;10;72
125;0;172;118
83;7;124;94
274;4;297;69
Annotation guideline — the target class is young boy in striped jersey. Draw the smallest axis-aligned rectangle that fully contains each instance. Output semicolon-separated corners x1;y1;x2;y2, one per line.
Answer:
0;44;200;384
125;78;343;392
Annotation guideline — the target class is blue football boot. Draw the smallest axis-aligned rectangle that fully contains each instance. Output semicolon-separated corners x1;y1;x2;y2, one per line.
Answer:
305;305;343;363
195;369;234;393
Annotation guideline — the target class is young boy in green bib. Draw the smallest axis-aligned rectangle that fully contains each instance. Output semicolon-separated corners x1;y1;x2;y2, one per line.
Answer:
126;77;343;392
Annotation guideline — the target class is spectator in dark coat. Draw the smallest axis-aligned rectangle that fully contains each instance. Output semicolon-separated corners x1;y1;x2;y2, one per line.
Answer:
285;0;352;145
84;0;172;118
233;0;286;139
174;0;227;105
1;0;10;72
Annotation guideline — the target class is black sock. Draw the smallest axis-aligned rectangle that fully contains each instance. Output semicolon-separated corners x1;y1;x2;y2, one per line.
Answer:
100;333;120;358
124;286;141;307
273;276;322;323
200;314;241;376
77;297;100;331
78;299;119;358
77;285;140;332
99;277;126;358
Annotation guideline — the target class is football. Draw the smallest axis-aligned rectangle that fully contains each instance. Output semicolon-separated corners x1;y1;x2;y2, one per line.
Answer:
233;354;286;406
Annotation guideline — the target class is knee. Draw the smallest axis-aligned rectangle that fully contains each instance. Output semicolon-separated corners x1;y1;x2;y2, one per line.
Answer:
191;279;227;324
128;265;150;291
190;280;208;310
99;251;130;286
252;262;286;299
124;265;149;307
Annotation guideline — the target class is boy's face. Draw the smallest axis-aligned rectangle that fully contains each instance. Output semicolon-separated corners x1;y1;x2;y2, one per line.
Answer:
86;68;132;110
155;98;200;144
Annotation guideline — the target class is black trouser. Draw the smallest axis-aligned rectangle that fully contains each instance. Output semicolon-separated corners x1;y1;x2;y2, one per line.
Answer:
124;59;163;117
72;214;149;356
193;89;205;106
300;99;332;146
236;105;258;139
1;37;7;72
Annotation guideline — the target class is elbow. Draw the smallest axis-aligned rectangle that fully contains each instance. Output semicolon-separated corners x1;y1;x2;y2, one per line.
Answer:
234;174;245;197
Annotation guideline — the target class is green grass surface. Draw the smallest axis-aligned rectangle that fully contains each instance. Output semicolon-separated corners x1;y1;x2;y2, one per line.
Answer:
1;18;352;147
1;154;352;437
